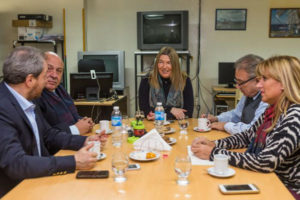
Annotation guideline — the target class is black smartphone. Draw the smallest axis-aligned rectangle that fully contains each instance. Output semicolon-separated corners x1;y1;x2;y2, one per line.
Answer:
76;170;109;179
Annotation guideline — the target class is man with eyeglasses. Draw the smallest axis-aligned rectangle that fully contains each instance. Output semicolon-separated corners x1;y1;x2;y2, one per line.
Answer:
206;54;268;135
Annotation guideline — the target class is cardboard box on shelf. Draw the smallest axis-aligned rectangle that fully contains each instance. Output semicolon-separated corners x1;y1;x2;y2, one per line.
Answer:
12;20;52;28
18;27;44;40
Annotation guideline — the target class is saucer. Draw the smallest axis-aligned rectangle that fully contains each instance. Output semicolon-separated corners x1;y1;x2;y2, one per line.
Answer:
95;129;113;135
193;127;211;132
207;167;235;178
163;121;170;125
164;127;176;134
97;153;106;161
166;137;176;145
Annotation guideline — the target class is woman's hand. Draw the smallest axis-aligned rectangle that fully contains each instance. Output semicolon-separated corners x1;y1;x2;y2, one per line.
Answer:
191;136;215;160
147;111;155;121
170;107;187;119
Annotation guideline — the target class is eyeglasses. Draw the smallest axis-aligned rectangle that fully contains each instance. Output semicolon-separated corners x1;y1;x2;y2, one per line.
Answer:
234;76;256;87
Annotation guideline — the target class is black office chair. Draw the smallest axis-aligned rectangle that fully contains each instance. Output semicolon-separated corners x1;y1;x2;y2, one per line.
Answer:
78;59;105;72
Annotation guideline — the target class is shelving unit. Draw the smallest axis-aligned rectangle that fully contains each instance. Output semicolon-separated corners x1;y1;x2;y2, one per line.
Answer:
12;39;67;89
134;50;191;110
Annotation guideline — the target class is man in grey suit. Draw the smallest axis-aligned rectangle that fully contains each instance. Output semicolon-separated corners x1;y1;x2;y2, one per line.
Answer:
0;46;107;197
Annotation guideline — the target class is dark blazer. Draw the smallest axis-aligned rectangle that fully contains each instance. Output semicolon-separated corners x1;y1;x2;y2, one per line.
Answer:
0;82;86;197
34;85;81;134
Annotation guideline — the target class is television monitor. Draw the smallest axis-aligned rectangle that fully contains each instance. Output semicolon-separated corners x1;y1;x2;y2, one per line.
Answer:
70;72;113;100
137;10;189;50
218;62;235;88
77;51;125;91
78;59;105;72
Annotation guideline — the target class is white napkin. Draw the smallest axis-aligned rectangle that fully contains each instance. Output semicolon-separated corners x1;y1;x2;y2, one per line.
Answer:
133;129;172;151
187;146;214;165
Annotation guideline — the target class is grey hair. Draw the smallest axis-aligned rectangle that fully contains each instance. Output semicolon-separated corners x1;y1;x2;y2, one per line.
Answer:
3;46;45;84
234;54;264;78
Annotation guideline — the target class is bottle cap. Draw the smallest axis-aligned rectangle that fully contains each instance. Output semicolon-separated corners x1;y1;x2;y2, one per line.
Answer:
157;102;162;106
113;106;119;110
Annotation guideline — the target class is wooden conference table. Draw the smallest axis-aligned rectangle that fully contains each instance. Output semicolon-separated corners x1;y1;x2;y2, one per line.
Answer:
3;119;294;200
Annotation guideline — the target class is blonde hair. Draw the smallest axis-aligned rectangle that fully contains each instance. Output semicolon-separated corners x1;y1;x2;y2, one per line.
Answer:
256;55;300;131
149;46;187;91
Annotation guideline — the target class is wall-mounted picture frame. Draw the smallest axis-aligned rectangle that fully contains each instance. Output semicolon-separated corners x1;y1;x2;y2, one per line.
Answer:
215;9;247;30
269;8;300;38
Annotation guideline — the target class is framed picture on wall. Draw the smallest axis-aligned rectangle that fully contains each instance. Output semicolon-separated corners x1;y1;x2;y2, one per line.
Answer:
215;9;247;30
269;8;300;38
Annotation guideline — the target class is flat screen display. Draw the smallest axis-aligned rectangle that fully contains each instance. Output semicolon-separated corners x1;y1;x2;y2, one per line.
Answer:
218;62;235;87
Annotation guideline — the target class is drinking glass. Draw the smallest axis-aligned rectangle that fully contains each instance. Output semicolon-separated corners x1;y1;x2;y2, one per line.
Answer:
178;116;189;134
112;151;129;182
111;128;123;148
174;155;192;185
122;115;130;131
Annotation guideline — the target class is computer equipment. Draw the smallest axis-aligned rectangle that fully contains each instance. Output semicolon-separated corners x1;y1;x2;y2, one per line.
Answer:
70;72;113;100
218;62;235;88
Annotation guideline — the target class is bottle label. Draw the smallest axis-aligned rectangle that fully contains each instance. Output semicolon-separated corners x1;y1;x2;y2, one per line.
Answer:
111;116;122;126
155;111;164;121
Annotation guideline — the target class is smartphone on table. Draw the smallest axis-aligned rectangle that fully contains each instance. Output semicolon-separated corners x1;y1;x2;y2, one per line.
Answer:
127;164;141;171
76;170;109;179
219;184;259;194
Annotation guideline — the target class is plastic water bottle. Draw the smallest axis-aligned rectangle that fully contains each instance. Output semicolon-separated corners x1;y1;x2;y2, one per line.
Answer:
155;102;165;135
111;106;123;147
111;106;122;131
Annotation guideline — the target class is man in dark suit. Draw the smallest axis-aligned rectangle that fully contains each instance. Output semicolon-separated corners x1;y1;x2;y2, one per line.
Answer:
0;46;107;197
35;52;93;135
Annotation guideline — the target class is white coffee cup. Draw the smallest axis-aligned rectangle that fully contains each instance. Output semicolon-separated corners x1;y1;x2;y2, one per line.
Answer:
99;120;110;132
198;118;211;130
213;154;229;175
88;141;101;158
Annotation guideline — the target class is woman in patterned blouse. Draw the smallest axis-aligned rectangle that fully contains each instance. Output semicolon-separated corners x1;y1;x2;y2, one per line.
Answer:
191;56;300;198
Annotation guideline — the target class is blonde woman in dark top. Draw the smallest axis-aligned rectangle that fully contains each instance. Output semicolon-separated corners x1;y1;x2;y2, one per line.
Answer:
139;46;194;120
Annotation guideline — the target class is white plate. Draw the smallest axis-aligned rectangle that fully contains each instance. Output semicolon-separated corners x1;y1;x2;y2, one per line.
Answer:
95;129;113;135
129;151;160;162
164;127;176;134
97;153;107;161
207;167;235;178
167;137;176;145
193;127;211;132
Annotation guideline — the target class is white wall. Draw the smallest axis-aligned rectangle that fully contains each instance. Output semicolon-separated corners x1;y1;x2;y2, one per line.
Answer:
200;0;300;113
85;0;200;116
0;0;299;117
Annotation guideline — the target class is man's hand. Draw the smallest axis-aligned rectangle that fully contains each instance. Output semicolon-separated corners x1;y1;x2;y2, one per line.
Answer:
201;114;218;123
147;111;155;121
74;143;97;170
170;107;187;119
84;131;108;147
75;117;94;134
211;122;226;131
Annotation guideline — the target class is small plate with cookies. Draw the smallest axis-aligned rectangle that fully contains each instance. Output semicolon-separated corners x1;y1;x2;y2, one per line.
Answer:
129;151;160;162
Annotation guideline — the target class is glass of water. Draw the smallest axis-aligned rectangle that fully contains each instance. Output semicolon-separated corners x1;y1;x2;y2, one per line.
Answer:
178;115;189;134
174;155;192;185
111;128;123;148
112;151;129;182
